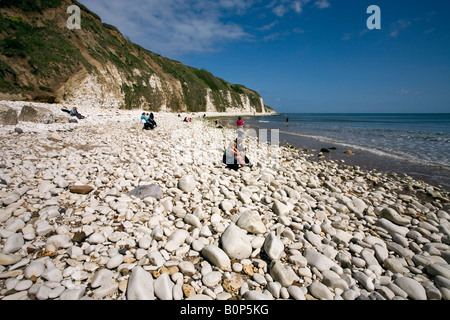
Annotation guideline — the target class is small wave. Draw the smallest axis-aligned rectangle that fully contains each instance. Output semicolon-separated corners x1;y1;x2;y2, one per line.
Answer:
277;130;450;171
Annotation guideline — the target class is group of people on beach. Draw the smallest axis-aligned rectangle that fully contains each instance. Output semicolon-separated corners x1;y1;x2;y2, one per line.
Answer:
139;111;251;170
141;112;158;130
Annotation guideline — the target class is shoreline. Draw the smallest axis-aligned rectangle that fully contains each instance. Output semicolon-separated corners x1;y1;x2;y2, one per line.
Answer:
1;101;450;301
213;116;450;192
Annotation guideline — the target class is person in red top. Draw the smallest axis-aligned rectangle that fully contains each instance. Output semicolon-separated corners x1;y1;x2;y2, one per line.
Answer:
236;116;244;128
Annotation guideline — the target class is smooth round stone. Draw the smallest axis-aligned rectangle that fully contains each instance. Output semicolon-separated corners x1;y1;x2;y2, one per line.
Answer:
288;254;307;267
154;273;174;300
14;279;33;291
93;282;119;299
46;234;72;248
59;288;85;300
308;282;334;300
288;285;306;300
267;281;281;298
253;273;267;286
2;291;28;300
394;277;427;300
263;232;284;261
191;239;206;252
202;271;222;288
148;250;166;268
220;200;233;212
184;214;201;228
243;290;273;300
24;261;46;279
232;262;243;272
3;233;24;254
88;232;106;244
68;246;83;259
380;207;410;226
201;245;231;269
138;237;151;249
2;193;20;206
106;254;124;269
220;224;252;259
178;261;196;276
342;289;359;300
304;248;338;272
173;284;183;300
269;260;295;287
426;263;450;280
0;253;22;266
126;266;155;300
383;258;409;274
128;184;163;199
178;175;196;193
41;267;63;282
354;271;374;291
36;285;52;300
91;269;114;289
164;229;189;252
272;200;289;216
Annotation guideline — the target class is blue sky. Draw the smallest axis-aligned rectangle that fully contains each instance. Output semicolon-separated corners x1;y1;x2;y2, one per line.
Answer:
78;0;450;113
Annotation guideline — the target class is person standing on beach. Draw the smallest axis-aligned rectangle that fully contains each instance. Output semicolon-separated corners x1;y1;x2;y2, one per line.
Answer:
237;116;244;128
286;117;289;127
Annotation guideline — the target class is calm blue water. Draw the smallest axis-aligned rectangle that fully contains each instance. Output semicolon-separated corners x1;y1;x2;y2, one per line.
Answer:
243;113;450;171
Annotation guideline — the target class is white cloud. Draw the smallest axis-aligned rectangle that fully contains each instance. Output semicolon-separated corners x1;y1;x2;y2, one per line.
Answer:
390;19;411;38
273;4;287;17
314;0;330;9
77;0;332;57
266;0;312;16
257;20;279;31
394;89;422;95
78;0;252;57
292;0;310;13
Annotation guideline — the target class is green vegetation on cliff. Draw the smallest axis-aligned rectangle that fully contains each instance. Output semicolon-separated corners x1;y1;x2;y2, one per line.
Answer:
0;0;273;113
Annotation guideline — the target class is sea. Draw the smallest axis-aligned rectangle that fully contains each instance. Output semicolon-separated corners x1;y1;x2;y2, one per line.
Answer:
219;113;450;191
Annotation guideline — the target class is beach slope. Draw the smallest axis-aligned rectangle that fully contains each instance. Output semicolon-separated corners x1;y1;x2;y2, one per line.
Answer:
0;101;449;301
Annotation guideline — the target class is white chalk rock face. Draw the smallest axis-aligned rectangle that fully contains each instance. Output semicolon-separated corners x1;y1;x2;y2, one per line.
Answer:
220;224;252;260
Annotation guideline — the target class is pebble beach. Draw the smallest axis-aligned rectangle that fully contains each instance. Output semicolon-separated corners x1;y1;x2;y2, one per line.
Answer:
0;101;449;301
